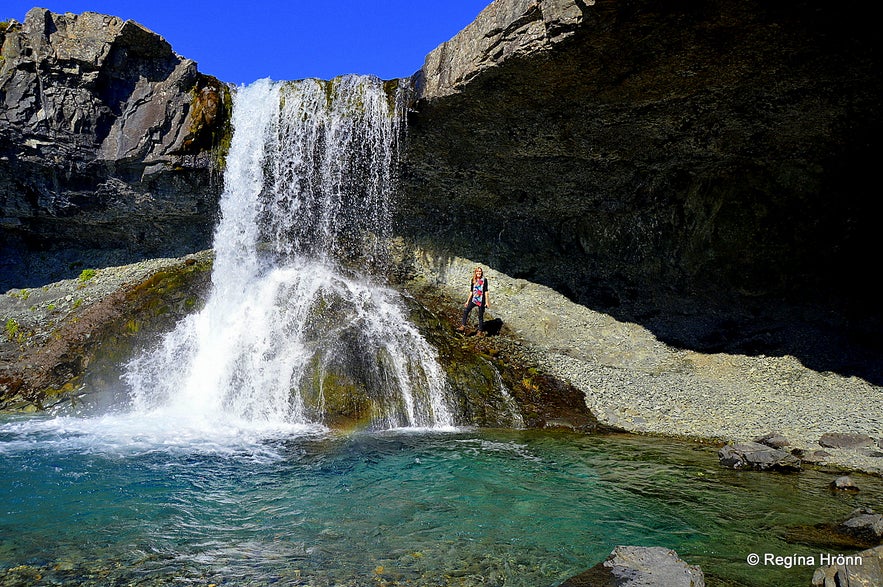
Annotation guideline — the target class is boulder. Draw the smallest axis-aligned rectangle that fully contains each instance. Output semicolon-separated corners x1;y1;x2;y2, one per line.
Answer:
812;545;883;587
839;508;883;545
559;545;704;586
754;432;790;449
718;441;802;472
819;433;876;449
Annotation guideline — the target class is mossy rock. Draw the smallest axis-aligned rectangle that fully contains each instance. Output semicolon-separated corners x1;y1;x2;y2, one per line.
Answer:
403;284;606;432
4;253;216;410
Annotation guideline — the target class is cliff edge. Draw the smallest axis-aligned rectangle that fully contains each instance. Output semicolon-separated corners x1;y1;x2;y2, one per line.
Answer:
0;8;231;288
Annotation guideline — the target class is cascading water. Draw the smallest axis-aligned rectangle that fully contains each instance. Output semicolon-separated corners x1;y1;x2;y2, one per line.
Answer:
124;76;453;430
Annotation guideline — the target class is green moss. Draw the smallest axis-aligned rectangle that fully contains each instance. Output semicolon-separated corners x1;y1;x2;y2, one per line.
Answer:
383;78;408;115
78;268;97;283
41;381;81;399
184;75;233;171
323;77;338;109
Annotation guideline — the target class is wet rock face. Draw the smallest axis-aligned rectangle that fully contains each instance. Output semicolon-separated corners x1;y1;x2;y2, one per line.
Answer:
0;8;231;289
399;0;882;380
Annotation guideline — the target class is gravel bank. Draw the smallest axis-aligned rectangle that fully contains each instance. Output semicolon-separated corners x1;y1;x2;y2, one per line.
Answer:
408;250;883;475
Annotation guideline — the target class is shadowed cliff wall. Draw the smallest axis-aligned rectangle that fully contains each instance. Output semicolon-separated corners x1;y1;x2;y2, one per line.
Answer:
398;0;882;382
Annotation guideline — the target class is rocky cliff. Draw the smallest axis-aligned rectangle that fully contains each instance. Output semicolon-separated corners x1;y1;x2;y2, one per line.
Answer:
1;1;881;412
0;8;230;289
398;0;882;383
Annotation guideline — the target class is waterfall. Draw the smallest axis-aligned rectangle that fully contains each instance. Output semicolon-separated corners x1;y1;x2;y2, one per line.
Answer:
124;77;454;430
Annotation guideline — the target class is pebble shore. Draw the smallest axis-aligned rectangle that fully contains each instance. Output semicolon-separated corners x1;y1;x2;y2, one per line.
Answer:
412;252;883;476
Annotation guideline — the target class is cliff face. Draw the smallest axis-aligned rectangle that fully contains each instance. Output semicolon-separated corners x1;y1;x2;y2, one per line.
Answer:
0;8;230;289
398;0;882;380
1;2;880;389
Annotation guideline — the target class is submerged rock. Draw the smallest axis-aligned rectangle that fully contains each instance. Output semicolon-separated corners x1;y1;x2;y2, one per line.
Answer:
787;508;883;552
831;476;859;492
840;508;883;545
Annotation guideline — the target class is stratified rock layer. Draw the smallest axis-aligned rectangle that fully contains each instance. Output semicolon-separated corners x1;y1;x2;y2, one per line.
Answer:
0;8;230;289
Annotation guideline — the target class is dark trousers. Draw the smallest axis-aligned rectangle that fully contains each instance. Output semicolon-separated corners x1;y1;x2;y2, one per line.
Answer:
462;301;485;331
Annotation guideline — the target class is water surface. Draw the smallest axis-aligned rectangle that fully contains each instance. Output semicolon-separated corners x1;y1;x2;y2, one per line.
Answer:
2;415;879;586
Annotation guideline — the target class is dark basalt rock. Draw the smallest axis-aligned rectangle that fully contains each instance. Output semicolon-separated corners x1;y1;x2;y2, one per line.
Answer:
399;0;883;385
0;8;231;290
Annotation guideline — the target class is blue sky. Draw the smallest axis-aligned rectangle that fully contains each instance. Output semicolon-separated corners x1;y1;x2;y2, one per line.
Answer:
3;1;492;85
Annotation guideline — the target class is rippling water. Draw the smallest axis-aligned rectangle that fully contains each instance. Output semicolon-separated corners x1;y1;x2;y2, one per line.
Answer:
2;415;879;586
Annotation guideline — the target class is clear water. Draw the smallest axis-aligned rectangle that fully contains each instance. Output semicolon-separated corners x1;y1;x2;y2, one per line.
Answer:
1;418;880;586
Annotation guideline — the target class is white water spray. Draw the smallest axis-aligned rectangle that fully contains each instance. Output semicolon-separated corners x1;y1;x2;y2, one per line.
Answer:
125;77;453;430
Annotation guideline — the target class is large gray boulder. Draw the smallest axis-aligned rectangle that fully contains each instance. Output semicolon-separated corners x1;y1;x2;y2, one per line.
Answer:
0;8;230;289
560;545;705;586
718;441;802;472
812;545;883;587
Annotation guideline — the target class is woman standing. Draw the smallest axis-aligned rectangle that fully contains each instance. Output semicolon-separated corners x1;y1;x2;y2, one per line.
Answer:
458;266;490;335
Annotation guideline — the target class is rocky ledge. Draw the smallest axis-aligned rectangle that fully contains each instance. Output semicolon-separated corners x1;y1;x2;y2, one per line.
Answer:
0;251;213;409
397;246;883;476
0;251;605;433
